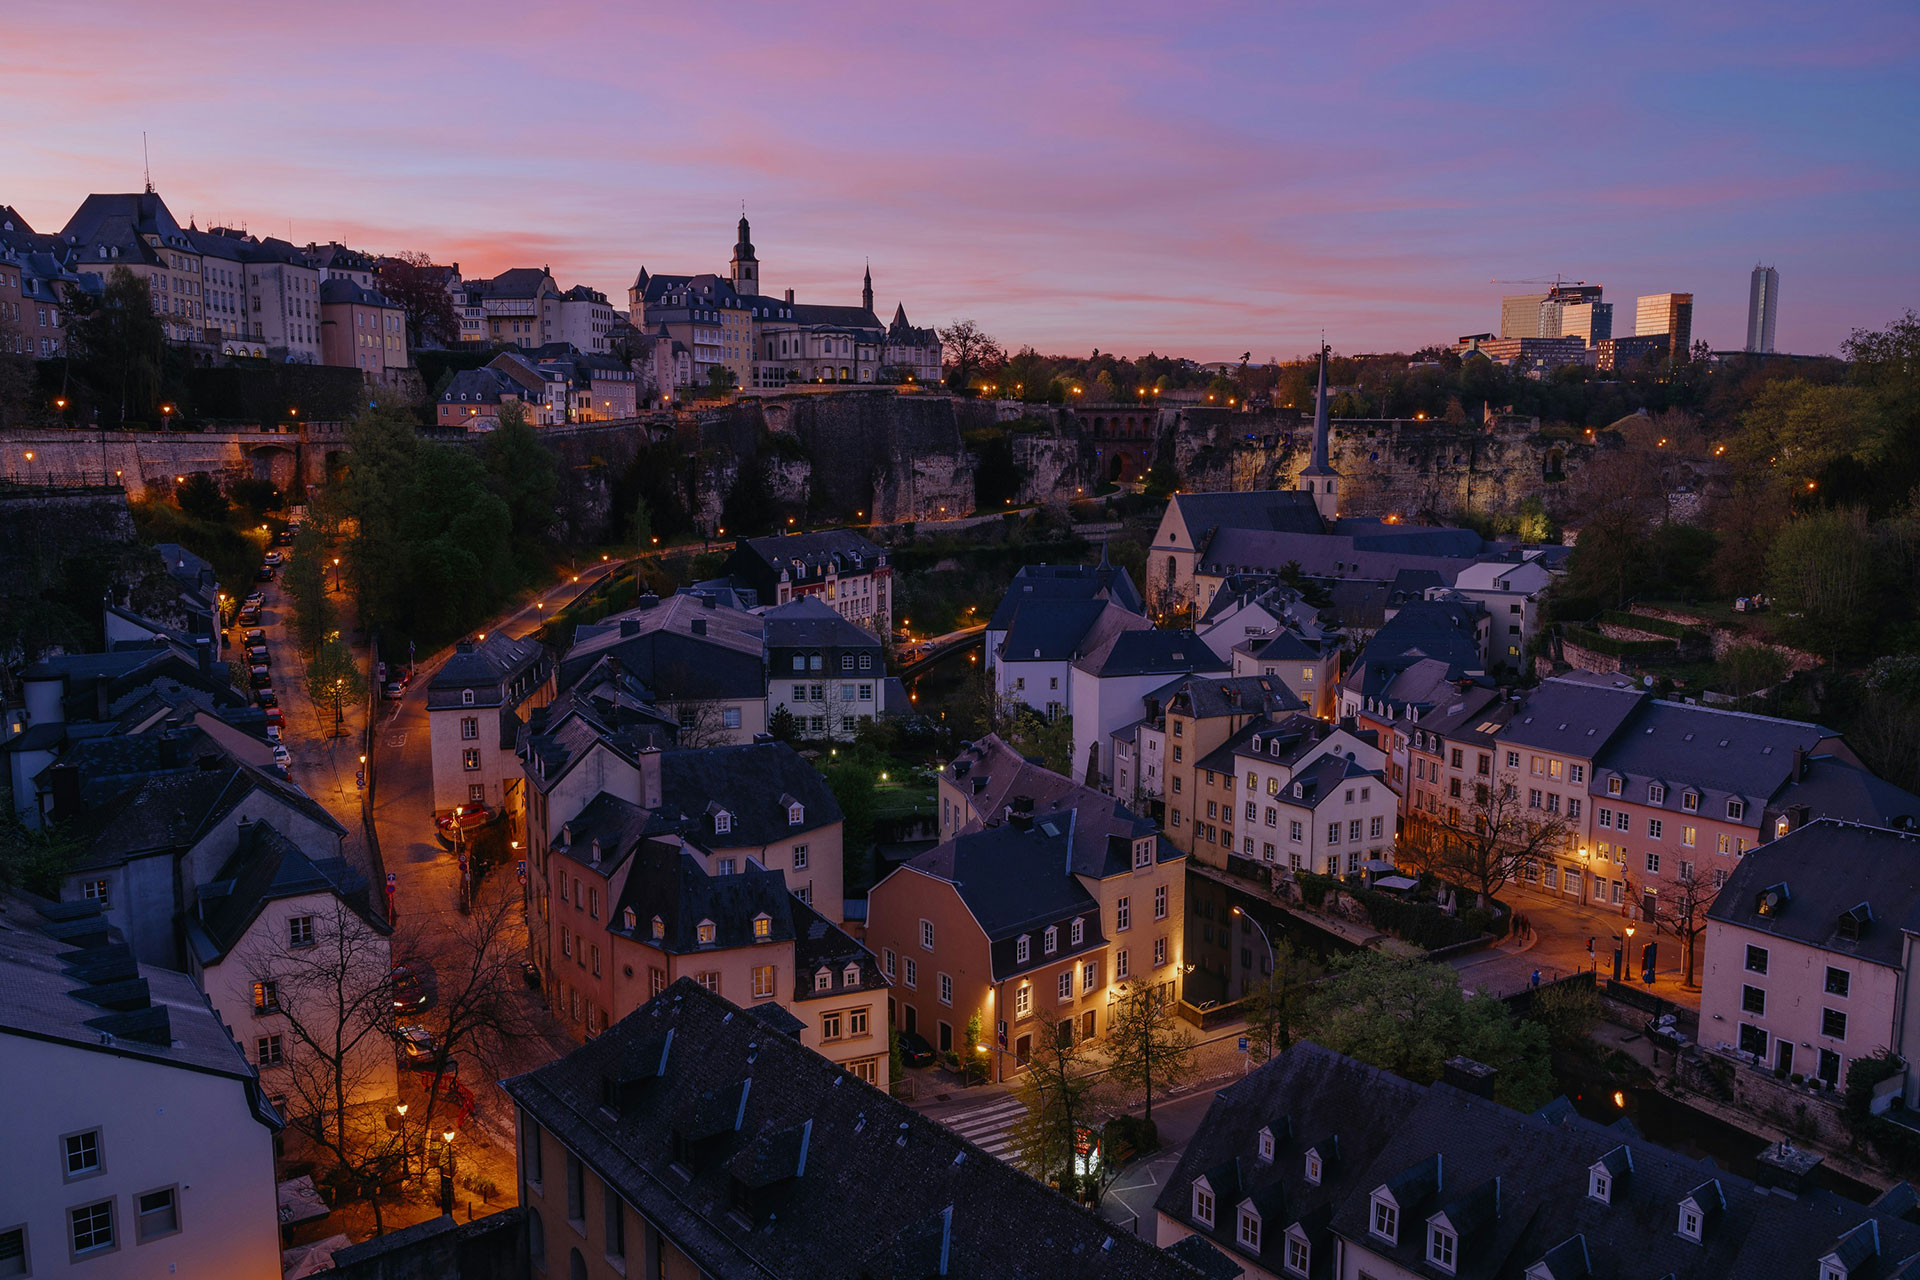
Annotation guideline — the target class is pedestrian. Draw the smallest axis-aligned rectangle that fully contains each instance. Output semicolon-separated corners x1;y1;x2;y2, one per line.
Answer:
1530;968;1541;990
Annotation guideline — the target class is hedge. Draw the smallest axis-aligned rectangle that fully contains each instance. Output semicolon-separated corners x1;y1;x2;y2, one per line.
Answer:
1600;610;1709;644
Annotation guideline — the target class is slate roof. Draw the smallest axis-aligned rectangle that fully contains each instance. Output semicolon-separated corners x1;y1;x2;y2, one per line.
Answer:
1498;672;1646;756
1196;527;1493;591
902;819;1109;980
732;529;886;586
1076;628;1228;679
319;277;399;308
1001;598;1150;664
441;367;520;405
789;896;887;1002
606;840;798;954
791;301;883;332
0;890;280;1119
1767;755;1920;833
657;742;842;848
1411;685;1513;747
944;735;1175;880
766;596;881;650
187;821;386;965
427;634;548;709
1707;820;1920;969
1592;699;1836;818
60;191;196;260
1169;491;1326;540
1161;1040;1920;1280
988;557;1145;630
1230;713;1358;772
1166;674;1305;722
504;979;1202;1280
519;684;676;795
561;592;765;699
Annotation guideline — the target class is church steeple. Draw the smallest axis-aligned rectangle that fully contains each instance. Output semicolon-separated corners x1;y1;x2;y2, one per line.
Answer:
862;260;873;313
1298;341;1339;524
730;210;758;296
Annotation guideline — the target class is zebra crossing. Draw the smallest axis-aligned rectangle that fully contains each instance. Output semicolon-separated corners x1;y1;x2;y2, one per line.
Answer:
936;1095;1027;1163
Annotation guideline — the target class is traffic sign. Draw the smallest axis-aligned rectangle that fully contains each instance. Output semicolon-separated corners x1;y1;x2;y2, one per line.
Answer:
386;872;397;887
1238;1036;1249;1054
517;859;527;884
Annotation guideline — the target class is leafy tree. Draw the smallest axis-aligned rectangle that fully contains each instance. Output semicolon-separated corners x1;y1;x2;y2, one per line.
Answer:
228;477;283;520
706;365;737;394
176;472;228;523
1717;643;1790;702
1768;506;1882;663
374;251;459;348
1002;709;1073;776
938;319;1004;392
962;1012;989;1084
67;267;166;426
306;637;361;736
1300;950;1552;1110
1242;935;1316;1063
1102;982;1196;1122
1527;979;1601;1051
481;402;559;550
631;494;654;547
821;757;877;876
0;819;81;896
720;456;775;536
768;704;798;742
284;523;335;653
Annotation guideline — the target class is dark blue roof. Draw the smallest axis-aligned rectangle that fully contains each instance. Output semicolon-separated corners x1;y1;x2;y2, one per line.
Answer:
1081;629;1228;678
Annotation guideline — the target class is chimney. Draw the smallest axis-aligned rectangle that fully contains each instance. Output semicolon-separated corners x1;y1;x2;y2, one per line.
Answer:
48;764;81;824
1792;746;1807;783
690;618;707;636
621;619;642;637
195;635;213;675
1754;1141;1822;1194
784;288;794;304
702;595;717;609
638;745;663;810
1442;1056;1497;1099
456;640;475;655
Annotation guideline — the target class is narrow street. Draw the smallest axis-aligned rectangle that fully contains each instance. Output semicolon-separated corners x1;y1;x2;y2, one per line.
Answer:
1454;885;1701;1008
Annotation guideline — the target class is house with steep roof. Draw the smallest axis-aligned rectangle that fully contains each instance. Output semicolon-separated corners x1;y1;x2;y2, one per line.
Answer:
427;634;554;819
986;552;1145;668
1162;1039;1920;1280
726;528;892;638
766;596;889;740
1072;629;1230;792
544;811;885;1083
875;744;1185;1077
318;276;407;372
58;190;206;343
1448;554;1555;664
560;591;767;743
1108;672;1304;820
185;819;397;1116
1702;820;1920;1090
0;892;284;1280
503;978;1207;1280
1208;713;1391;878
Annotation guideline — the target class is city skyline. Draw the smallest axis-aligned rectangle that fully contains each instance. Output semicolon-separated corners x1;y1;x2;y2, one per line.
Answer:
3;0;1915;359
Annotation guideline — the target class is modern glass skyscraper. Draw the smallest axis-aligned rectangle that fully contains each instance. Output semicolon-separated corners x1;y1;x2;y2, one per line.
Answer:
1635;292;1694;359
1747;264;1779;354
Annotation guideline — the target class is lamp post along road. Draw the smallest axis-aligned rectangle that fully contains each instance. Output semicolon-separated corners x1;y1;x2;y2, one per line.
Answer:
1232;906;1277;1058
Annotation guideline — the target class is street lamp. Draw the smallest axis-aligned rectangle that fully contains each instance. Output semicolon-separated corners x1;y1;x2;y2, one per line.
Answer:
395;1103;410;1179
1232;906;1279;1059
440;1128;458;1213
331;556;340;592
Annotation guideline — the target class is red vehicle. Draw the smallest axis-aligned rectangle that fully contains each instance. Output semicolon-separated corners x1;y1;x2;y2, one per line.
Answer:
434;804;495;843
263;707;284;727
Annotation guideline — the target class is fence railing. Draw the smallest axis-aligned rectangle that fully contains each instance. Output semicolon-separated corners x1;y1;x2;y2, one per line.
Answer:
0;472;126;491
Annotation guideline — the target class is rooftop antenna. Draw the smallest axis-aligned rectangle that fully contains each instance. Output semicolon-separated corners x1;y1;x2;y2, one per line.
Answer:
142;132;152;194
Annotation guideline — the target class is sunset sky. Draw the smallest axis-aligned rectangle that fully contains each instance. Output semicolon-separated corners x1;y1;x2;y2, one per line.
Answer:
5;0;1914;358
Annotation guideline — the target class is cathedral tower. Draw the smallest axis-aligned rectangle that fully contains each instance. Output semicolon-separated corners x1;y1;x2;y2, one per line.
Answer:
730;213;758;296
1297;343;1340;525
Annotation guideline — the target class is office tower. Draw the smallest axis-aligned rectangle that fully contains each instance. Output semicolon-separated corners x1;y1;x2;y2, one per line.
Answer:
1747;264;1779;354
1500;293;1549;338
1635;292;1694;359
1557;301;1613;347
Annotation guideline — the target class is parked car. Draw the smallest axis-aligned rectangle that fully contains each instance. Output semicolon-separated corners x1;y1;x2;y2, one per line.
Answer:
246;646;269;665
435;804;494;839
244;592;264;609
263;706;284;727
263;551;284;566
255;688;277;708
254;565;274;582
395;1024;437;1063
249;667;272;688
391;964;433;1014
898;1031;936;1068
381;680;404;700
276;529;296;545
244;628;266;645
264;725;282;743
271;744;292;770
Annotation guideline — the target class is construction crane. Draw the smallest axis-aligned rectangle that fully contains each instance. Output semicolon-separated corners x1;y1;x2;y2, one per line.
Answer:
1490;275;1589;289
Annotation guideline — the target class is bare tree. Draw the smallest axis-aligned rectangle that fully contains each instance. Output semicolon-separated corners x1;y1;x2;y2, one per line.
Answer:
1241;935;1316;1064
400;873;540;1172
1007;1024;1112;1199
1103;981;1196;1123
247;897;401;1229
664;698;735;748
1415;780;1575;907
936;319;1004;391
1650;869;1715;990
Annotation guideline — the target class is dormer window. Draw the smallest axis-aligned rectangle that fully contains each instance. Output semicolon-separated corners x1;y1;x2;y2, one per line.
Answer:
843;962;860;985
1427;1223;1457;1272
1192;1182;1215;1228
1238;1205;1262;1253
1043;926;1058;955
1370;1194;1398;1243
622;907;636;931
1284;1231;1310;1276
1258;1129;1275;1162
462;688;475;706
1016;935;1030;964
1727;798;1745;821
1070;917;1085;946
1648;782;1665;804
651;915;665;940
788;803;805;826
1292;782;1303;799
752;913;772;941
1133;839;1154;870
714;810;732;835
1608;776;1623;796
1590;1169;1611;1202
1305;1151;1322;1185
697;919;716;945
1682;790;1700;812
1679;1205;1701;1241
814;968;832;992
1251;735;1263;752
